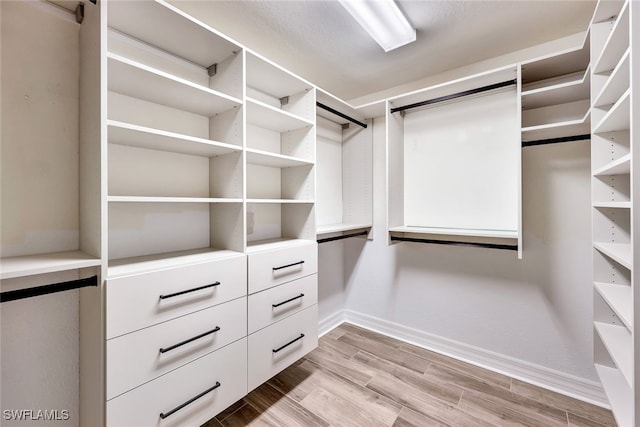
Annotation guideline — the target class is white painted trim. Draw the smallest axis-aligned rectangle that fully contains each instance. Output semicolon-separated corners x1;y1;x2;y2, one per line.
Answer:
319;309;609;409
318;310;346;337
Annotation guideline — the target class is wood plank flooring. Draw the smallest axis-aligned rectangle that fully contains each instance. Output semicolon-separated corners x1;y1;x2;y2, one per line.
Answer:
202;323;617;427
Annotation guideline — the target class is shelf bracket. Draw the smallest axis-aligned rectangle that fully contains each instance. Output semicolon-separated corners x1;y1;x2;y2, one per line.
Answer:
280;96;289;106
341;123;350;130
207;63;217;77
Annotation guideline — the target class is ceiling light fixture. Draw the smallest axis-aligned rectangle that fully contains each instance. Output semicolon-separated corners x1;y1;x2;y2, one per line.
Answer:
339;0;416;52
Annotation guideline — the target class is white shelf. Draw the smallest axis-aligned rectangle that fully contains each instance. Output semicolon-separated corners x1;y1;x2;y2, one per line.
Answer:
592;0;626;24
593;49;630;108
594;364;633;427
593;1;629;74
389;226;518;240
593;242;632;269
521;70;589;109
594;322;633;387
246;97;313;133
595;282;633;330
594;89;630;133
108;248;243;278
108;53;242;116
317;223;372;235
246;199;314;204
521;114;590;142
593;153;631;176
246;238;313;254
107;0;239;69
108;196;242;203
246;148;313;168
593;201;631;209
108;120;241;157
246;53;311;98
0;251;101;280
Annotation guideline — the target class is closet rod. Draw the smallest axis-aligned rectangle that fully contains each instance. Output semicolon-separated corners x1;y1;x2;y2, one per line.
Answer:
0;275;98;303
390;236;518;251
522;134;591;147
390;79;518;114
318;230;369;244
316;102;368;129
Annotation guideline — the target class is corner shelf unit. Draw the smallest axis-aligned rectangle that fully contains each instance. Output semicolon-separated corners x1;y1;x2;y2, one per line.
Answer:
589;1;637;425
315;90;373;241
521;34;591;143
386;66;522;257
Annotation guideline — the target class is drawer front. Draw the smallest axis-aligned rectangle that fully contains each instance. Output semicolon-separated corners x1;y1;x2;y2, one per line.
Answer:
248;274;317;334
248;305;318;391
106;255;246;338
107;297;247;400
107;338;247;427
248;242;317;294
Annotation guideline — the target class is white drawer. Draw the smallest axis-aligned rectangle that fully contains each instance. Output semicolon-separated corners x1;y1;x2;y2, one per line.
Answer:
248;304;318;391
106;255;246;338
248;274;317;334
107;338;247;427
247;242;317;294
107;297;247;400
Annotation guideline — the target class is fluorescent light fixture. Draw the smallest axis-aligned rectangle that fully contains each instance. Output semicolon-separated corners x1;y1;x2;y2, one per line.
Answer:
339;0;416;52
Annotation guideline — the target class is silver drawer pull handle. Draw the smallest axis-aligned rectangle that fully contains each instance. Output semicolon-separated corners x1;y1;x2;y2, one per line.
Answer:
159;282;220;300
159;381;221;419
159;326;220;354
272;261;304;271
273;333;305;353
272;294;304;308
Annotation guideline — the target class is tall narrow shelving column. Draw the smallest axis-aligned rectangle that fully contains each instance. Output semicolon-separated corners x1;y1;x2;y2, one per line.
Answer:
589;0;636;425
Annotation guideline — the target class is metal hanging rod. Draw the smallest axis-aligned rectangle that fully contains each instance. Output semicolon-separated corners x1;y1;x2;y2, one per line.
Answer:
390;236;518;251
390;79;518;114
317;102;368;129
522;134;591;148
0;275;98;303
318;230;369;244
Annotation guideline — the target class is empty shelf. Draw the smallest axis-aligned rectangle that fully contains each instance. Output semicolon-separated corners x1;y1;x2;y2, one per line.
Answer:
389;226;518;239
594;322;633;388
593;153;631;176
594;364;633;427
109;196;242;203
246;148;313;168
317;223;372;235
593;50;630;108
594;90;630;134
594;282;632;330
246;238;314;254
1;251;101;280
521;71;589;110
593;2;629;74
246;98;313;133
593;242;632;269
593;201;631;209
246;199;314;204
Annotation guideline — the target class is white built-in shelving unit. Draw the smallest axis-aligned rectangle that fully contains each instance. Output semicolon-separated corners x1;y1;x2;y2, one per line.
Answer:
589;0;637;425
315;90;373;241
386;66;522;257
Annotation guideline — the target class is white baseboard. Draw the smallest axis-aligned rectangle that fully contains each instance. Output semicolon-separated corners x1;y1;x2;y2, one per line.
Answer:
318;309;609;409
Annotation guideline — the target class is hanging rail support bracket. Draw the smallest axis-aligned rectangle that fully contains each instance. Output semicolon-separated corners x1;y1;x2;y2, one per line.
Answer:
316;102;368;129
75;2;84;24
390;79;517;114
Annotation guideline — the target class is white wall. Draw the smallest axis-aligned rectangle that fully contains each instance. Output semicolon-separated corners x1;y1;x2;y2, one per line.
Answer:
317;114;599;399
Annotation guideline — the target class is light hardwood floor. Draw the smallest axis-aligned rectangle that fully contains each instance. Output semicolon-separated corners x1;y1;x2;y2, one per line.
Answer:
203;323;616;427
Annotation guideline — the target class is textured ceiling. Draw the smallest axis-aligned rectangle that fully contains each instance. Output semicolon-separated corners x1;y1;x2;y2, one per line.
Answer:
172;0;596;101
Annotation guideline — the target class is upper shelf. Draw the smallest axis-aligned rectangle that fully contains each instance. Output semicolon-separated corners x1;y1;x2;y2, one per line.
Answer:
593;1;629;74
107;0;240;69
0;251;101;280
246;52;312;99
593;50;630;108
389;226;518;240
108;53;242;116
108;120;241;157
246;98;314;132
521;42;590;84
592;0;626;24
521;69;589;110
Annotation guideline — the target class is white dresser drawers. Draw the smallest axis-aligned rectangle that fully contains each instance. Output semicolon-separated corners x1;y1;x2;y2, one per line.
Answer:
247;241;317;294
106;338;247;427
248;275;317;334
247;304;318;391
106;254;246;339
106;296;247;400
